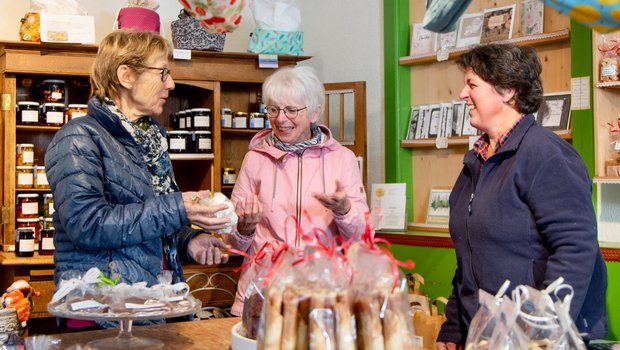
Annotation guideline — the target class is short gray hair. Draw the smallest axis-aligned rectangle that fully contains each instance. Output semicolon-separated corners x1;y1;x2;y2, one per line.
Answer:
262;66;325;117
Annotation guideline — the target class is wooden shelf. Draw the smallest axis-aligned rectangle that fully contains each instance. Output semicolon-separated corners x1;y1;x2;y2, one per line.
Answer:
401;130;572;149
221;128;263;135
169;153;214;161
16;188;51;192
593;177;620;184
595;81;620;89
16;125;61;132
399;29;570;66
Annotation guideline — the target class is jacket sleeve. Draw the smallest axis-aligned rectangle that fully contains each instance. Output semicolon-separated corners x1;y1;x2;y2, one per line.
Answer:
332;150;369;240
176;226;206;262
526;152;599;320
45;124;189;250
437;271;465;344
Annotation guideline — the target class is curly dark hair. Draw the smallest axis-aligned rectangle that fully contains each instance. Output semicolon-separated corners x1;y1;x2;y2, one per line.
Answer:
456;43;543;114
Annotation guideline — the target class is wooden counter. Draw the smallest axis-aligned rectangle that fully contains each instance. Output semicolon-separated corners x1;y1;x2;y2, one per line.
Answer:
32;317;242;349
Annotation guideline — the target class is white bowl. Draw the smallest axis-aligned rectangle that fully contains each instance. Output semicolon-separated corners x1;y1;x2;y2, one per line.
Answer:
231;322;257;350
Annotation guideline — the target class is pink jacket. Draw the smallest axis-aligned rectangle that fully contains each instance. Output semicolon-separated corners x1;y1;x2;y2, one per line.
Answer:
228;125;368;315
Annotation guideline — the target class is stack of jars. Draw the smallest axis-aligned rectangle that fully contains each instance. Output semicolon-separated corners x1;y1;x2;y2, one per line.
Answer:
16;79;88;127
15;193;55;257
16;144;49;190
168;108;213;154
221;107;270;130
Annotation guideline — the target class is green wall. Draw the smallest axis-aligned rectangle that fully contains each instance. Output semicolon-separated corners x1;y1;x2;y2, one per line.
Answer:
383;0;619;341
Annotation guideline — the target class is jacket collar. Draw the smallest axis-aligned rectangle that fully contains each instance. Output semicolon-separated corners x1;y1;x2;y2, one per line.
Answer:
249;124;340;160
88;97;134;142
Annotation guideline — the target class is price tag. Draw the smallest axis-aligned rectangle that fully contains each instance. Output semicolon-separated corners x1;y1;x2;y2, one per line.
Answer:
436;137;448;149
173;49;192;60
436;48;449;62
258;54;279;68
615;140;620;151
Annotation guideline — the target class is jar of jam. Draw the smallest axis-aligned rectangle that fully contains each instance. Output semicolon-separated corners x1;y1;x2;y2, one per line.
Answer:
168;130;191;153
232;112;248;129
16;218;40;244
16;143;35;166
16;193;39;218
170;112;180;130
222;167;237;185
42;217;54;230
265;113;272;129
191;108;211;130
249;112;265;129
16;166;34;189
178;111;187;129
185;109;193;130
39;228;55;255
15;228;35;257
34;165;49;189
66;104;88;122
193;131;212;153
43;194;55;217
41;79;65;103
41;102;65;126
221;108;232;128
16;101;40;125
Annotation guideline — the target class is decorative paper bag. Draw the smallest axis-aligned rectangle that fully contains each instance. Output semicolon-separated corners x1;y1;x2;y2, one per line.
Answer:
248;27;303;56
407;272;431;316
19;12;41;42
413;297;448;350
171;10;225;51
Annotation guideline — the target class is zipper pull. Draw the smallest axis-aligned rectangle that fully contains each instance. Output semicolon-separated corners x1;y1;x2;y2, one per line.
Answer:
468;193;474;215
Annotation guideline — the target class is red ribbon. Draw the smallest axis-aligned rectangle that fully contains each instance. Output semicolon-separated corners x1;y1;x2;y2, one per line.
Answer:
598;39;620;55
607;118;620;133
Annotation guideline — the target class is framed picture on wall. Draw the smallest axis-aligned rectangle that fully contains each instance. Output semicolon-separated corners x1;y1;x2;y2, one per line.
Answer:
520;0;544;36
534;92;572;130
456;12;484;48
480;5;516;43
406;106;420;140
426;188;451;224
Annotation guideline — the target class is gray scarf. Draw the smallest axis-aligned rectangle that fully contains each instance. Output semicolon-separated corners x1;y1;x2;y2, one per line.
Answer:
270;124;324;154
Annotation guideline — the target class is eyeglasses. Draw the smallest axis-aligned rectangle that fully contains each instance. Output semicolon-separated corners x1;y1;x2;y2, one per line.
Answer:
265;105;307;119
143;66;171;82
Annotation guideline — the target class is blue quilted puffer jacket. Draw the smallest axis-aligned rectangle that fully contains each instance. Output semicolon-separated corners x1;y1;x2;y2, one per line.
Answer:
45;97;201;287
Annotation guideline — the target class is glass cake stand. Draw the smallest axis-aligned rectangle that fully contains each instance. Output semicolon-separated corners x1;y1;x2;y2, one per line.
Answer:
48;296;202;350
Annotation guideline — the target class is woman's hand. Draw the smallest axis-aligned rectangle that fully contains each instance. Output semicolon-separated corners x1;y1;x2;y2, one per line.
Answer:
183;190;231;230
234;195;262;236
436;342;462;350
313;180;351;215
187;234;230;265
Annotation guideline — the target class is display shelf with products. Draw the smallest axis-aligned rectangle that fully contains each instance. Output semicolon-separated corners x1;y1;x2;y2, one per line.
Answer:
395;0;572;228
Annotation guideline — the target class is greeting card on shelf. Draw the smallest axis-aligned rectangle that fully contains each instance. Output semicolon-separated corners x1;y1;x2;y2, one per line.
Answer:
533;92;572;131
456;12;484;48
426;188;451;225
480;5;516;44
410;23;437;56
406;106;420;140
371;183;407;230
520;0;544;36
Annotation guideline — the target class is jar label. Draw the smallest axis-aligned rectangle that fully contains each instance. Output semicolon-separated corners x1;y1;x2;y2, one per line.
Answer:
179;119;186;129
223;173;237;185
21;110;39;122
17;173;34;186
194;116;210;128
19;239;35;252
71;112;87;119
49;203;56;216
36;172;49;186
169;138;187;151
186;116;192;128
21;202;38;216
46;111;63;124
221;116;232;128
198;138;212;150
250;118;264;128
232;117;247;128
41;237;55;250
22;151;34;164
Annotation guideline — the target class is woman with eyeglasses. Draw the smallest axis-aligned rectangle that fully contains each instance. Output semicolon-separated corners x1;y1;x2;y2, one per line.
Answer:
45;30;231;330
226;65;369;316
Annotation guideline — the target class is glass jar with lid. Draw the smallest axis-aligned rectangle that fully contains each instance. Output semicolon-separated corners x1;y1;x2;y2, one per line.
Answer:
249;112;265;129
16;101;40;125
66;104;88;122
232;112;248;129
222;167;237;185
41;103;65;126
39;227;55;256
191;108;211;130
15;228;35;257
16;193;39;219
221;108;232;128
168;130;191;153
16;143;35;166
16;166;34;189
34;165;49;189
193;131;212;153
40;79;65;103
43;193;55;217
16;217;40;244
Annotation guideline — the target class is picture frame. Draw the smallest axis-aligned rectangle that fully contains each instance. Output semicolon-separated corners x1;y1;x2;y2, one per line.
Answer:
456;12;484;48
426;188;451;225
534;92;572;130
427;104;442;137
406;106;420;140
460;105;479;136
452;100;466;136
438;102;453;138
520;0;544;36
480;5;516;44
410;23;436;56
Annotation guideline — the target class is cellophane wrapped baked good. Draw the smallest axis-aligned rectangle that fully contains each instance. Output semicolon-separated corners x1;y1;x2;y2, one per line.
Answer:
252;212;416;349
